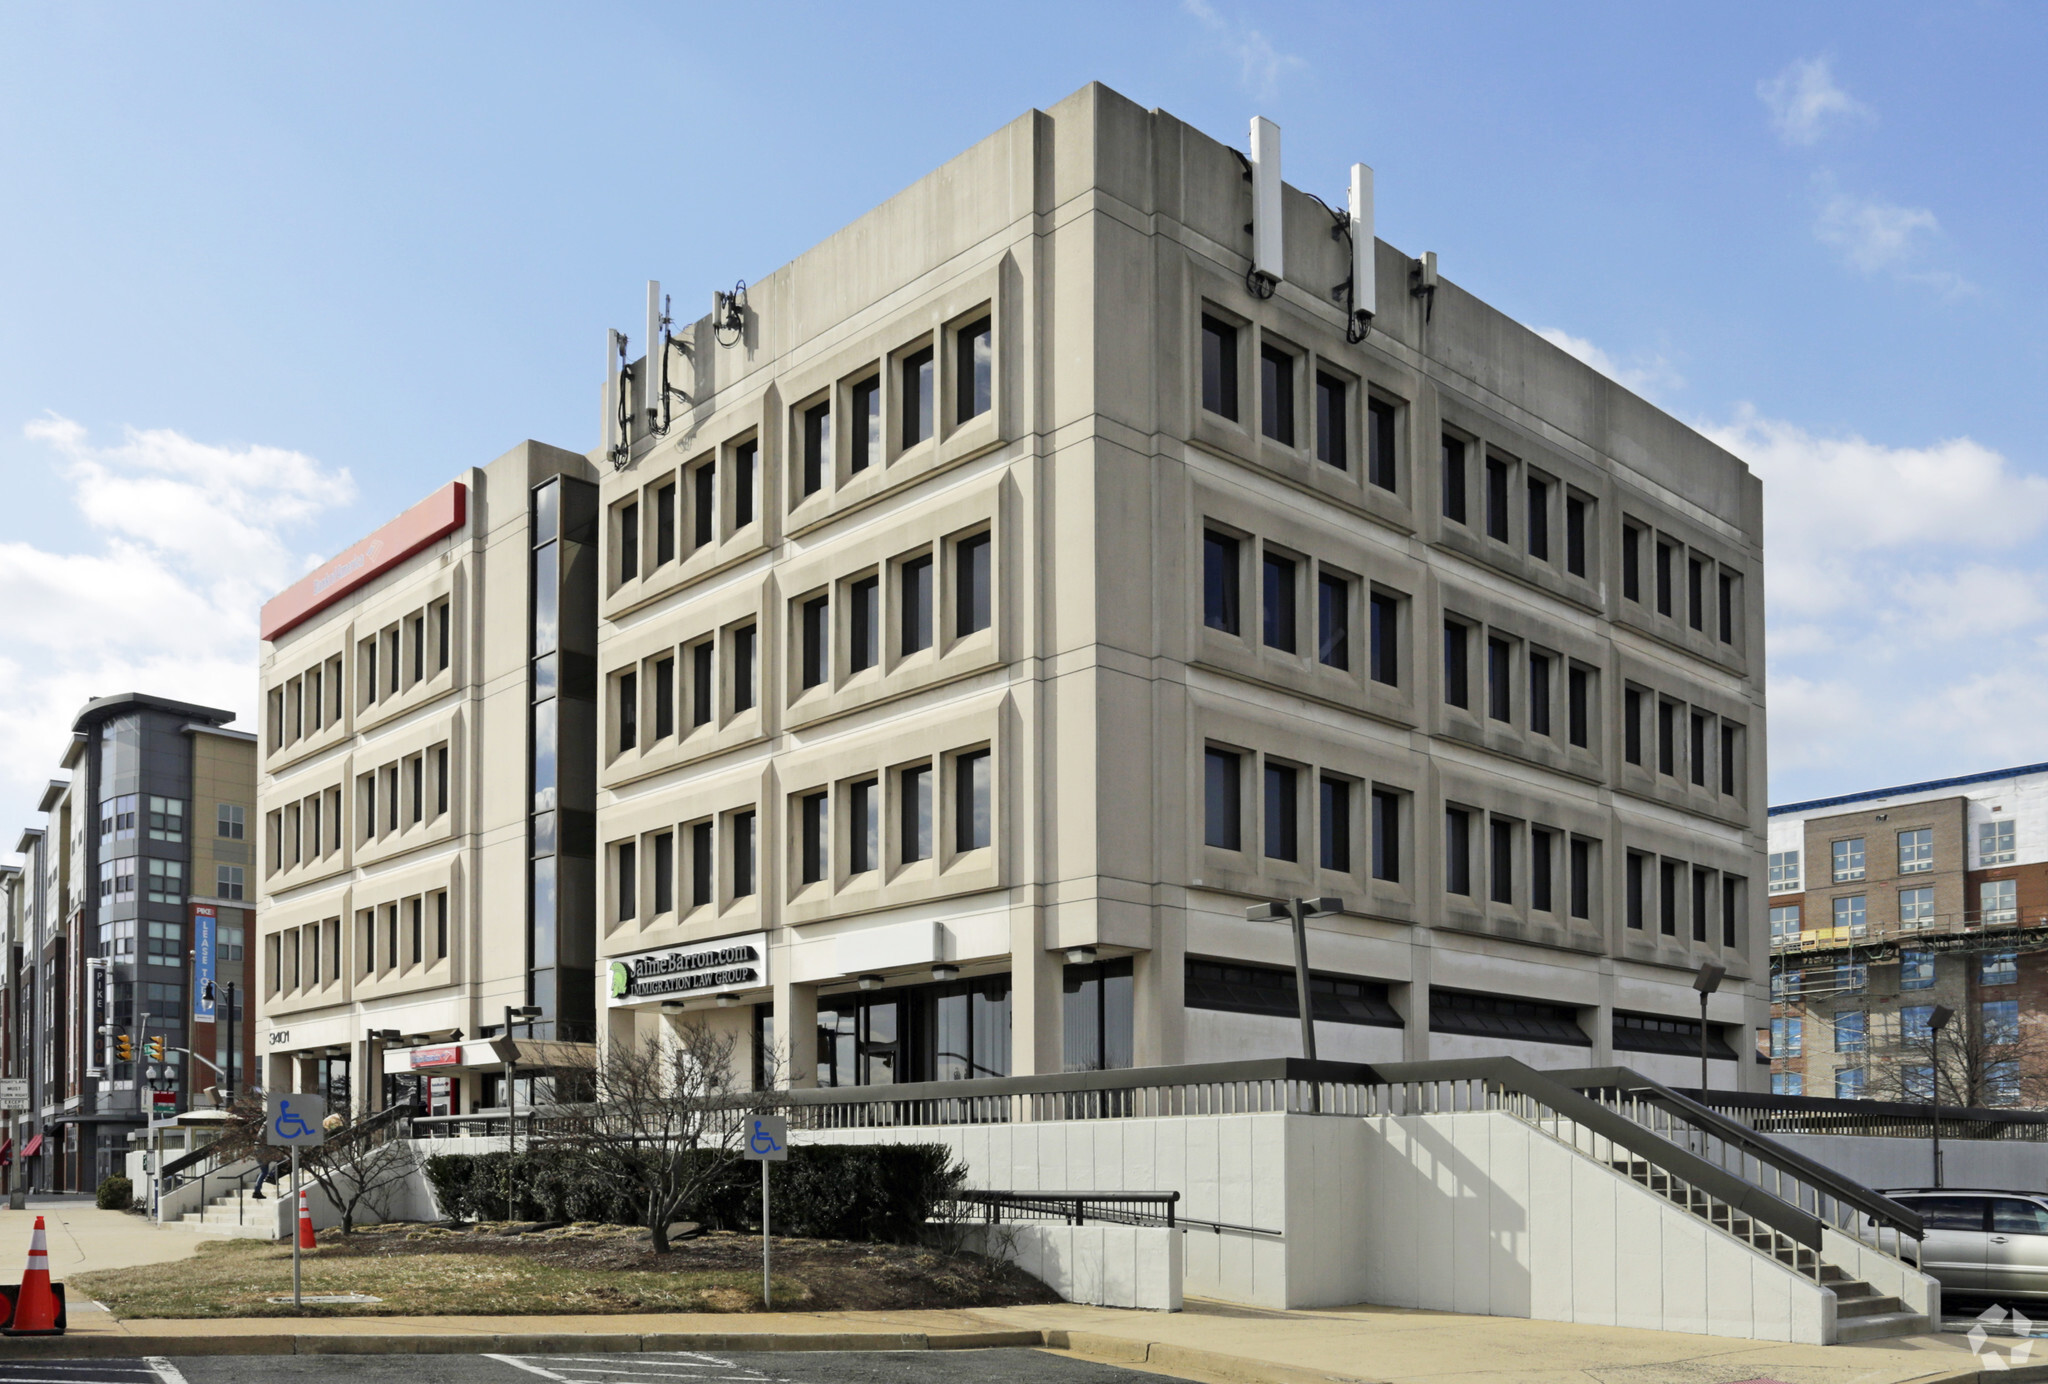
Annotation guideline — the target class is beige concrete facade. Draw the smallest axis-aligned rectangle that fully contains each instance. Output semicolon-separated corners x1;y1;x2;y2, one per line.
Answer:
592;84;1769;1089
256;441;596;1114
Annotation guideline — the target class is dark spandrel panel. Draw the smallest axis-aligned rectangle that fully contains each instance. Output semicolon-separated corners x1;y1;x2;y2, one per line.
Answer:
1184;959;1401;1027
1429;988;1590;1045
1613;1011;1738;1060
558;475;599;546
533;478;559;544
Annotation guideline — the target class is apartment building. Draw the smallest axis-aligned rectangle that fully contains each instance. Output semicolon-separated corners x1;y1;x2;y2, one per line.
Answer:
590;84;1769;1091
1767;761;2048;1104
255;444;602;1118
0;695;256;1189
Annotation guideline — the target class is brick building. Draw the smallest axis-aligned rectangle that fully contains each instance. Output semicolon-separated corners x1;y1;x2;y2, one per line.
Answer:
1767;761;2048;1105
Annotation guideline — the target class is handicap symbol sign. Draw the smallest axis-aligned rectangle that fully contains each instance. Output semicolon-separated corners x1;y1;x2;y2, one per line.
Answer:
265;1092;329;1147
743;1113;789;1161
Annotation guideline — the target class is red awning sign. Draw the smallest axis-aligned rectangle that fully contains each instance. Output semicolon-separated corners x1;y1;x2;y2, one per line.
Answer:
20;1134;42;1159
410;1046;461;1069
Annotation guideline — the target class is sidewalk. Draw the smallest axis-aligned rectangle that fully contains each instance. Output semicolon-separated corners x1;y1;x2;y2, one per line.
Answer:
0;1199;211;1277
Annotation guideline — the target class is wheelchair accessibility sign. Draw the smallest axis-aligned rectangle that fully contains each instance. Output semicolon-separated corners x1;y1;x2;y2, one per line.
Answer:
743;1113;788;1161
265;1093;328;1147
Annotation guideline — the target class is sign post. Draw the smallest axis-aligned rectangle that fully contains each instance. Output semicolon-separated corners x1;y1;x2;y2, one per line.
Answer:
742;1114;788;1308
264;1094;327;1309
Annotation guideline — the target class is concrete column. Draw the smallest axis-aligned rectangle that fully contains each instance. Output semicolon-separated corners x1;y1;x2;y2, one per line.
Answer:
774;974;817;1088
1401;939;1432;1061
1012;906;1063;1076
1132;907;1184;1067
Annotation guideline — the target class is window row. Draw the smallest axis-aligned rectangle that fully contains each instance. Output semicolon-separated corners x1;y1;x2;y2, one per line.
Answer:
1441;432;1596;582
264;892;451;997
98;794;188;846
1203;526;1402;685
793;310;992;502
267;598;453;752
95;857;184;907
1443;615;1596;750
1769;880;2022;942
1620;682;1746;799
262;744;450;876
615;436;758;585
1202;745;1405;883
1620;517;1742;647
1444;805;1601;922
1622;851;1747;948
1200;310;1400;491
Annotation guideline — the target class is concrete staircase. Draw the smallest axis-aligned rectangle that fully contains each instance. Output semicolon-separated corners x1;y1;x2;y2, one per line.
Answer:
179;1186;284;1239
1608;1157;1929;1342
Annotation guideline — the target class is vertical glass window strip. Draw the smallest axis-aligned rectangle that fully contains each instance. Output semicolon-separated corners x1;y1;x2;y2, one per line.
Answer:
1690;711;1708;786
1660;860;1679;935
1526;477;1549;560
956;532;992;636
1570;839;1591;919
1531;829;1553;912
850;779;879;874
800;792;830;884
1657;700;1675;775
1485;456;1510;542
957;317;992;421
903;347;934;447
1264;762;1298;862
1444;807;1471;896
1204;749;1241;851
1260;345;1295;444
902;554;934;653
1203;533;1240;634
1655;541;1674;616
1317;573;1348;669
902;764;933;863
620;502;639;581
730;810;756;898
691;822;713;906
1320;777;1350;872
733;624;756;713
850;576;880;673
694;460;716;548
802;403;830;496
1441;436;1466;523
734;440;757;529
1565;496;1587;576
656;481;676;564
1622;526;1640;601
1262;552;1296;651
1371;789;1400;882
1626;853;1645;929
1443;621;1469;708
1623;688;1643;764
1487;637;1511;722
956;750;991;852
1529;653;1551;736
1367;397;1397;491
1719;571;1736;643
1314;372;1346;468
1489;818;1513;904
1721;725;1737;794
1200;316;1239;420
850;377;879;472
1687;557;1705;630
1369;592;1397;685
436;891;448;959
652;832;674;914
1692;867;1710;941
1721;877;1740;947
801;596;830;688
617;841;635;922
618;671;637;752
654;656;675;739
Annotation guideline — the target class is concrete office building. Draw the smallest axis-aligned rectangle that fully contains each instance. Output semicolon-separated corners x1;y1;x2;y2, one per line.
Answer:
0;694;256;1189
255;445;602;1118
591;84;1769;1091
1767;761;2048;1103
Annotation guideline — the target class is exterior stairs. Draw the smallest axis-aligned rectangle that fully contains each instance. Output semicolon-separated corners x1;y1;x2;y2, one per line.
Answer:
180;1186;284;1238
1607;1158;1928;1342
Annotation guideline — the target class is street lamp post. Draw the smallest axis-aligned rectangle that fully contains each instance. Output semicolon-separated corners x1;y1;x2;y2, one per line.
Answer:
1245;898;1345;1111
503;1005;543;1155
1928;1003;1955;1189
1692;963;1726;1096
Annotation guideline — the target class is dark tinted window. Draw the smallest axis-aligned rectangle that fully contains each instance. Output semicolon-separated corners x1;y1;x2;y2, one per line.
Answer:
1993;1200;2048;1235
1910;1196;1987;1232
1201;316;1238;420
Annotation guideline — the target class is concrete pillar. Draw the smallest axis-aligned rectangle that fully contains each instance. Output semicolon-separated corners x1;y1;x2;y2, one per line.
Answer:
1401;939;1432;1061
1132;908;1183;1067
1012;906;1062;1076
774;974;817;1088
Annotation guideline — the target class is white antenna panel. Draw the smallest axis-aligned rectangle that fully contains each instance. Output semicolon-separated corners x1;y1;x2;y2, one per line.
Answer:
644;281;662;427
603;328;625;455
1349;163;1375;320
1250;116;1283;285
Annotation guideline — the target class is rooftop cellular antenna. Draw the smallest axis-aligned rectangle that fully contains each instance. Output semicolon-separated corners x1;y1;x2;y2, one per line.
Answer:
1248;116;1282;298
1348;163;1375;341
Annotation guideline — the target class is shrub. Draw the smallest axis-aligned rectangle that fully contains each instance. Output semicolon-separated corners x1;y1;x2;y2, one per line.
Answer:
422;1143;960;1242
96;1176;132;1211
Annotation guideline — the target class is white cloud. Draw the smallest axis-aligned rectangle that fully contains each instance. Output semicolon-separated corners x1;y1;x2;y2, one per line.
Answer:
1182;0;1306;100
1759;56;1874;146
1814;190;1939;271
0;418;355;844
1701;407;2048;800
1536;328;1684;403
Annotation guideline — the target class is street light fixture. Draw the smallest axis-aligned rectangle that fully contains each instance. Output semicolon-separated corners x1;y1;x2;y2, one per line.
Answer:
1692;963;1725;1096
1245;898;1346;1086
503;1006;544;1155
1929;1003;1955;1189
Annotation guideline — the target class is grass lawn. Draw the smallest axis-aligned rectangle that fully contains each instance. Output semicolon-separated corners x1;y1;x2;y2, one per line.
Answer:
74;1222;1058;1318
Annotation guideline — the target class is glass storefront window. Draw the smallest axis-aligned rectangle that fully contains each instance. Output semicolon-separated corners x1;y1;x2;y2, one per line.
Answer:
1062;958;1134;1072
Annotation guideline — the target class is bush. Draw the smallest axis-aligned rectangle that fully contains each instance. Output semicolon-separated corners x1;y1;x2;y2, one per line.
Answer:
96;1176;132;1211
422;1143;961;1242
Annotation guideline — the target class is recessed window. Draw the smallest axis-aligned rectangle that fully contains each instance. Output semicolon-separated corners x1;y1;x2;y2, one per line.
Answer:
1367;398;1397;492
734;440;757;529
617;841;636;921
218;803;245;840
956;317;992;423
800;596;830;689
1527;477;1550;561
902;763;934;863
849;779;879;875
1441;435;1467;523
1719;571;1737;644
619;501;640;582
1320;777;1350;872
693;459;716;548
1983;878;2018;925
1200;315;1239;421
1262;552;1296;652
1490;818;1514;905
1203;531;1240;634
1314;372;1346;469
1443;620;1469;709
1832;837;1866;882
1626;852;1646;929
956;749;992;852
1767;850;1800;893
1692;867;1711;941
1655;540;1674;616
1570;839;1592;919
653;831;674;914
690;822;713;907
1981;819;2016;865
1444;807;1471;896
801;402;831;496
1371;789;1400;882
1529;652;1551;737
1486;637;1511;722
851;376;880;473
1260;344;1295;446
1689;711;1708;787
1565;496;1587;577
656;481;677;563
799;791;830;885
1317;573;1348;669
731;809;757;898
1204;748;1241;851
1369;592;1398;686
1657;700;1676;776
849;576;880;674
691;641;713;726
1568;666;1590;748
147;796;184;843
1264;762;1298;862
1687;556;1704;631
618;670;638;752
1984;951;2019;986
1897;888;1931;929
1659;859;1680;935
902;346;934;448
1485;455;1510;542
1622;525;1642;602
1720;724;1738;795
901;553;934;654
955;531;992;637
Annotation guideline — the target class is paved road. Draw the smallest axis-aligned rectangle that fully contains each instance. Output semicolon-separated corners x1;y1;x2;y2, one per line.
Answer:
24;1351;1191;1384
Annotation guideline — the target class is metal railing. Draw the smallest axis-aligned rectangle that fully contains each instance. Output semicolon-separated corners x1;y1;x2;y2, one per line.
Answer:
1685;1087;2048;1142
1773;909;2048;953
940;1188;1282;1238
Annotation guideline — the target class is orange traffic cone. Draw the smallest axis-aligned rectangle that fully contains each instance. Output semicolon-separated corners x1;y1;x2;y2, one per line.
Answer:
3;1214;62;1335
297;1188;316;1250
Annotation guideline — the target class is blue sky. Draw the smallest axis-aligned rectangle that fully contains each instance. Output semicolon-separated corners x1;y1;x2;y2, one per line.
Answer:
1;1;2044;817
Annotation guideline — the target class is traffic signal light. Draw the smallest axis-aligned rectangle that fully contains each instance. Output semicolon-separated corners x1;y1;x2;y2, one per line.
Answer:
113;1034;132;1061
144;1036;164;1063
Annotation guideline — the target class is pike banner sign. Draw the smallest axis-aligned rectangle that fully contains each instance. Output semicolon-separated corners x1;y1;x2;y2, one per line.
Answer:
192;906;218;1024
606;932;768;1006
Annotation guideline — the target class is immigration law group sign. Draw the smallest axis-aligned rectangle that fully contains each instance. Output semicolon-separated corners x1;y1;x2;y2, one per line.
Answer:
259;481;468;640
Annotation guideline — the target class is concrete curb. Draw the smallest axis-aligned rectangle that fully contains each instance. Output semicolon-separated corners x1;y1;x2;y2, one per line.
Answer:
0;1328;1048;1361
1051;1330;1385;1384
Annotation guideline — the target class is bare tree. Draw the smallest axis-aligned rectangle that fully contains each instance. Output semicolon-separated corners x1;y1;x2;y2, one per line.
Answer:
536;1021;761;1253
299;1108;421;1234
1865;1007;2048;1110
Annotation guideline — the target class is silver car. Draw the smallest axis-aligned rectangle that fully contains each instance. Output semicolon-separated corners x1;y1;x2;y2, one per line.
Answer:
1885;1189;2048;1299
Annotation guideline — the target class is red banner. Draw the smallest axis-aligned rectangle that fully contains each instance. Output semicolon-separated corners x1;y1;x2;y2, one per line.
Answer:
259;481;467;640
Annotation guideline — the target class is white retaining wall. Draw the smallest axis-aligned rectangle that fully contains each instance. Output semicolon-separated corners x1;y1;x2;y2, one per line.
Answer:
1772;1132;2048;1196
953;1224;1181;1310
